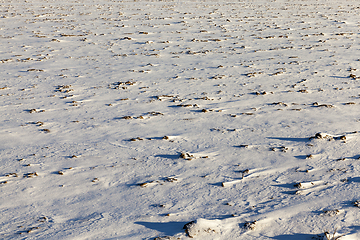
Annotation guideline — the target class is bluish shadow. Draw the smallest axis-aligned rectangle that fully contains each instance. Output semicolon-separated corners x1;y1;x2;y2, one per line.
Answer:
281;190;297;195
146;137;166;140
209;182;224;187
267;137;309;142
271;233;319;240
329;75;349;79
273;183;296;189
350;154;360;160
348;177;360;183
154;154;180;160
135;221;187;236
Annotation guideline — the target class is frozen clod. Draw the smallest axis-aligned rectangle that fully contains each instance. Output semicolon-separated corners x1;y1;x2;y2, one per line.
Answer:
323;229;348;240
180;152;194;160
153;237;177;240
349;73;357;79
310;132;334;140
23;172;38;178
130;137;143;141
183;219;221;238
166;176;178;182
244;220;257;230
322;209;341;217
241;169;249;179
139;181;157;188
183;221;197;237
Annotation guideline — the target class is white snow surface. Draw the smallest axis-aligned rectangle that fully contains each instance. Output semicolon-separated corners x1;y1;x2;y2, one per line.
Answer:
1;0;360;239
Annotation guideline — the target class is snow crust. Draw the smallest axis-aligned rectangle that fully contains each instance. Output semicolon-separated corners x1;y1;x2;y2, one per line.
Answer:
1;0;360;239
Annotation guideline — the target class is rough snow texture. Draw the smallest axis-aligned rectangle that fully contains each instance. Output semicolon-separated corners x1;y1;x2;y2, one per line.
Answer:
1;0;360;239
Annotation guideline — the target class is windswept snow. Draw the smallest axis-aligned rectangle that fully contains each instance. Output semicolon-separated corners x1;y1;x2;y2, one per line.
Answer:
1;0;360;239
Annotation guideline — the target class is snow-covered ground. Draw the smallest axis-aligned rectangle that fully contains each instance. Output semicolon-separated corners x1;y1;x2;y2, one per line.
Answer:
1;0;360;239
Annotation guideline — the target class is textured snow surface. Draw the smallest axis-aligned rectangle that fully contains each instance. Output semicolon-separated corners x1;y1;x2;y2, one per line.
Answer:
1;0;360;239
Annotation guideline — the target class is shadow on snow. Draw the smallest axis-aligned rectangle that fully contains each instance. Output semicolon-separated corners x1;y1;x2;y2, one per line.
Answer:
135;221;187;236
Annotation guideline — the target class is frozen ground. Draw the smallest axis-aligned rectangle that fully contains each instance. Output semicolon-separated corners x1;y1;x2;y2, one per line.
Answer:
1;0;360;239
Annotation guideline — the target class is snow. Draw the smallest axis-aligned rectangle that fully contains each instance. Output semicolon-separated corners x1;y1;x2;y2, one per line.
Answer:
1;0;360;239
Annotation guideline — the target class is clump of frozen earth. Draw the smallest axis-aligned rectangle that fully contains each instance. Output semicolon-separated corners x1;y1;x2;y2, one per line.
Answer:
183;219;222;238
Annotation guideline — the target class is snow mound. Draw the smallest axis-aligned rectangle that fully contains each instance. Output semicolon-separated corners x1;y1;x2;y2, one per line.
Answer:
183;219;223;238
323;229;351;240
